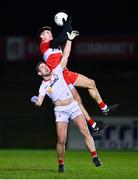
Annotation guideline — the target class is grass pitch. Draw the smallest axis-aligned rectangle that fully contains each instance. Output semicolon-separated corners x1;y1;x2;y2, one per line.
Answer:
0;149;138;179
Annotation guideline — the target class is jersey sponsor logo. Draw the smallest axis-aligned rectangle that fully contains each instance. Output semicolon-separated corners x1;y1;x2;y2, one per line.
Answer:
43;75;59;94
49;75;59;87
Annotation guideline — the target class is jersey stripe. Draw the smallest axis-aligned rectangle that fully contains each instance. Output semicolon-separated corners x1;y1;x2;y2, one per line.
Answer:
43;48;62;62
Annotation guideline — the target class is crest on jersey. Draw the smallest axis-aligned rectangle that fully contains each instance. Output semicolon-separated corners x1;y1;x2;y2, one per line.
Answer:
47;87;52;94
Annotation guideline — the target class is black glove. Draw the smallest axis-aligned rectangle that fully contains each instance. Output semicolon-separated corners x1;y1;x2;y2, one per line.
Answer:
63;15;72;25
50;15;72;48
63;15;72;33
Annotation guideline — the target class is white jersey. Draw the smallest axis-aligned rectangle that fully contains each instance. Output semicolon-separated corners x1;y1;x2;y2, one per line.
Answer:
39;64;73;102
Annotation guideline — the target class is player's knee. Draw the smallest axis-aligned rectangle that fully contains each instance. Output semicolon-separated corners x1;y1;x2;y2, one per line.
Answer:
58;137;66;145
88;79;96;89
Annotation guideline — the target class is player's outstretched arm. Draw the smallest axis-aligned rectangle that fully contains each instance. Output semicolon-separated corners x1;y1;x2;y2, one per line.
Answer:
31;95;45;107
60;30;79;68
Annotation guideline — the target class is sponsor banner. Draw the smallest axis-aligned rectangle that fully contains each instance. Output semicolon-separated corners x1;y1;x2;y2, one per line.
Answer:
72;36;138;60
25;37;40;60
67;116;138;149
5;37;41;61
3;36;138;61
6;37;25;61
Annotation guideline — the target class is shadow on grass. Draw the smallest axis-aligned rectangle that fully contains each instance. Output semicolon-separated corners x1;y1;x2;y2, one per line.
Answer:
0;167;56;173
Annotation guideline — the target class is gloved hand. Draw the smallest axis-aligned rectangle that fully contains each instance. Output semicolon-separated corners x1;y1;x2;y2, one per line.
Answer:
62;15;72;33
67;30;79;41
62;15;72;26
31;96;38;103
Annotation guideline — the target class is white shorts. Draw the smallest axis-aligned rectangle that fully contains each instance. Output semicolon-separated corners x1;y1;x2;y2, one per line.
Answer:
54;100;82;123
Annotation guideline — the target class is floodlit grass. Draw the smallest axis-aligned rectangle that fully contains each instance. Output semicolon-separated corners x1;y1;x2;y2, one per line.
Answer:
0;149;138;178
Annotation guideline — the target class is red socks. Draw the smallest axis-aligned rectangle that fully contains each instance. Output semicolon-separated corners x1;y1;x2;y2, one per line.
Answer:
99;101;108;111
88;118;96;128
58;159;64;165
91;151;97;158
88;119;95;126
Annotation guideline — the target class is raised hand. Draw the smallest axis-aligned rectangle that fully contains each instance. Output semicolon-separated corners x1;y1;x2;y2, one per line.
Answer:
67;30;79;41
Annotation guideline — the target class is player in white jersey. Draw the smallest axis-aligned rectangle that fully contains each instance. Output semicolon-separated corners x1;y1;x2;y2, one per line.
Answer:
31;31;102;172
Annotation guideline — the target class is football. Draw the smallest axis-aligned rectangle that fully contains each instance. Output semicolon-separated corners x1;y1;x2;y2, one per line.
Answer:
54;12;68;26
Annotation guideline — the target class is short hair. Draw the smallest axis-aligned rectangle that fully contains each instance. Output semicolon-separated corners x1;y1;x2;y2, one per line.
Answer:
38;26;52;36
36;61;44;72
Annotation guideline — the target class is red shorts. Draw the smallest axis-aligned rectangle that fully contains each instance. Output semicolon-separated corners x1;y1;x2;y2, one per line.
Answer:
63;68;78;85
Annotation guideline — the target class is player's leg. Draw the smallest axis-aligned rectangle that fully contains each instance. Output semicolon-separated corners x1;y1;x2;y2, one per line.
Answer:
55;107;69;173
73;114;102;167
56;122;68;172
69;102;102;167
63;69;106;131
63;69;92;122
70;86;107;132
75;73;119;115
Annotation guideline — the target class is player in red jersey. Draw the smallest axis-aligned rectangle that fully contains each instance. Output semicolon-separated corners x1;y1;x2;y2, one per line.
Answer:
38;18;119;133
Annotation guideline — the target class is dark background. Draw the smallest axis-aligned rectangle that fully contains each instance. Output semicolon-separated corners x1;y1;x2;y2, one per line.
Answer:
0;1;138;36
0;1;138;148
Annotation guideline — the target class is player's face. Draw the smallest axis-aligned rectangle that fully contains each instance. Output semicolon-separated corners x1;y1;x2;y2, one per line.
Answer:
38;63;51;76
40;30;53;42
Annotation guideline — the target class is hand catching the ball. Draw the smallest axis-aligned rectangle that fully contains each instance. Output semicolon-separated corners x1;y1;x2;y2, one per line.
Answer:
67;30;79;41
62;15;72;25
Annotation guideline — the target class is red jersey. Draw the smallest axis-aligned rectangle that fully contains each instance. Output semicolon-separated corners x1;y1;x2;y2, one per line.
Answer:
40;40;78;85
40;41;62;71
